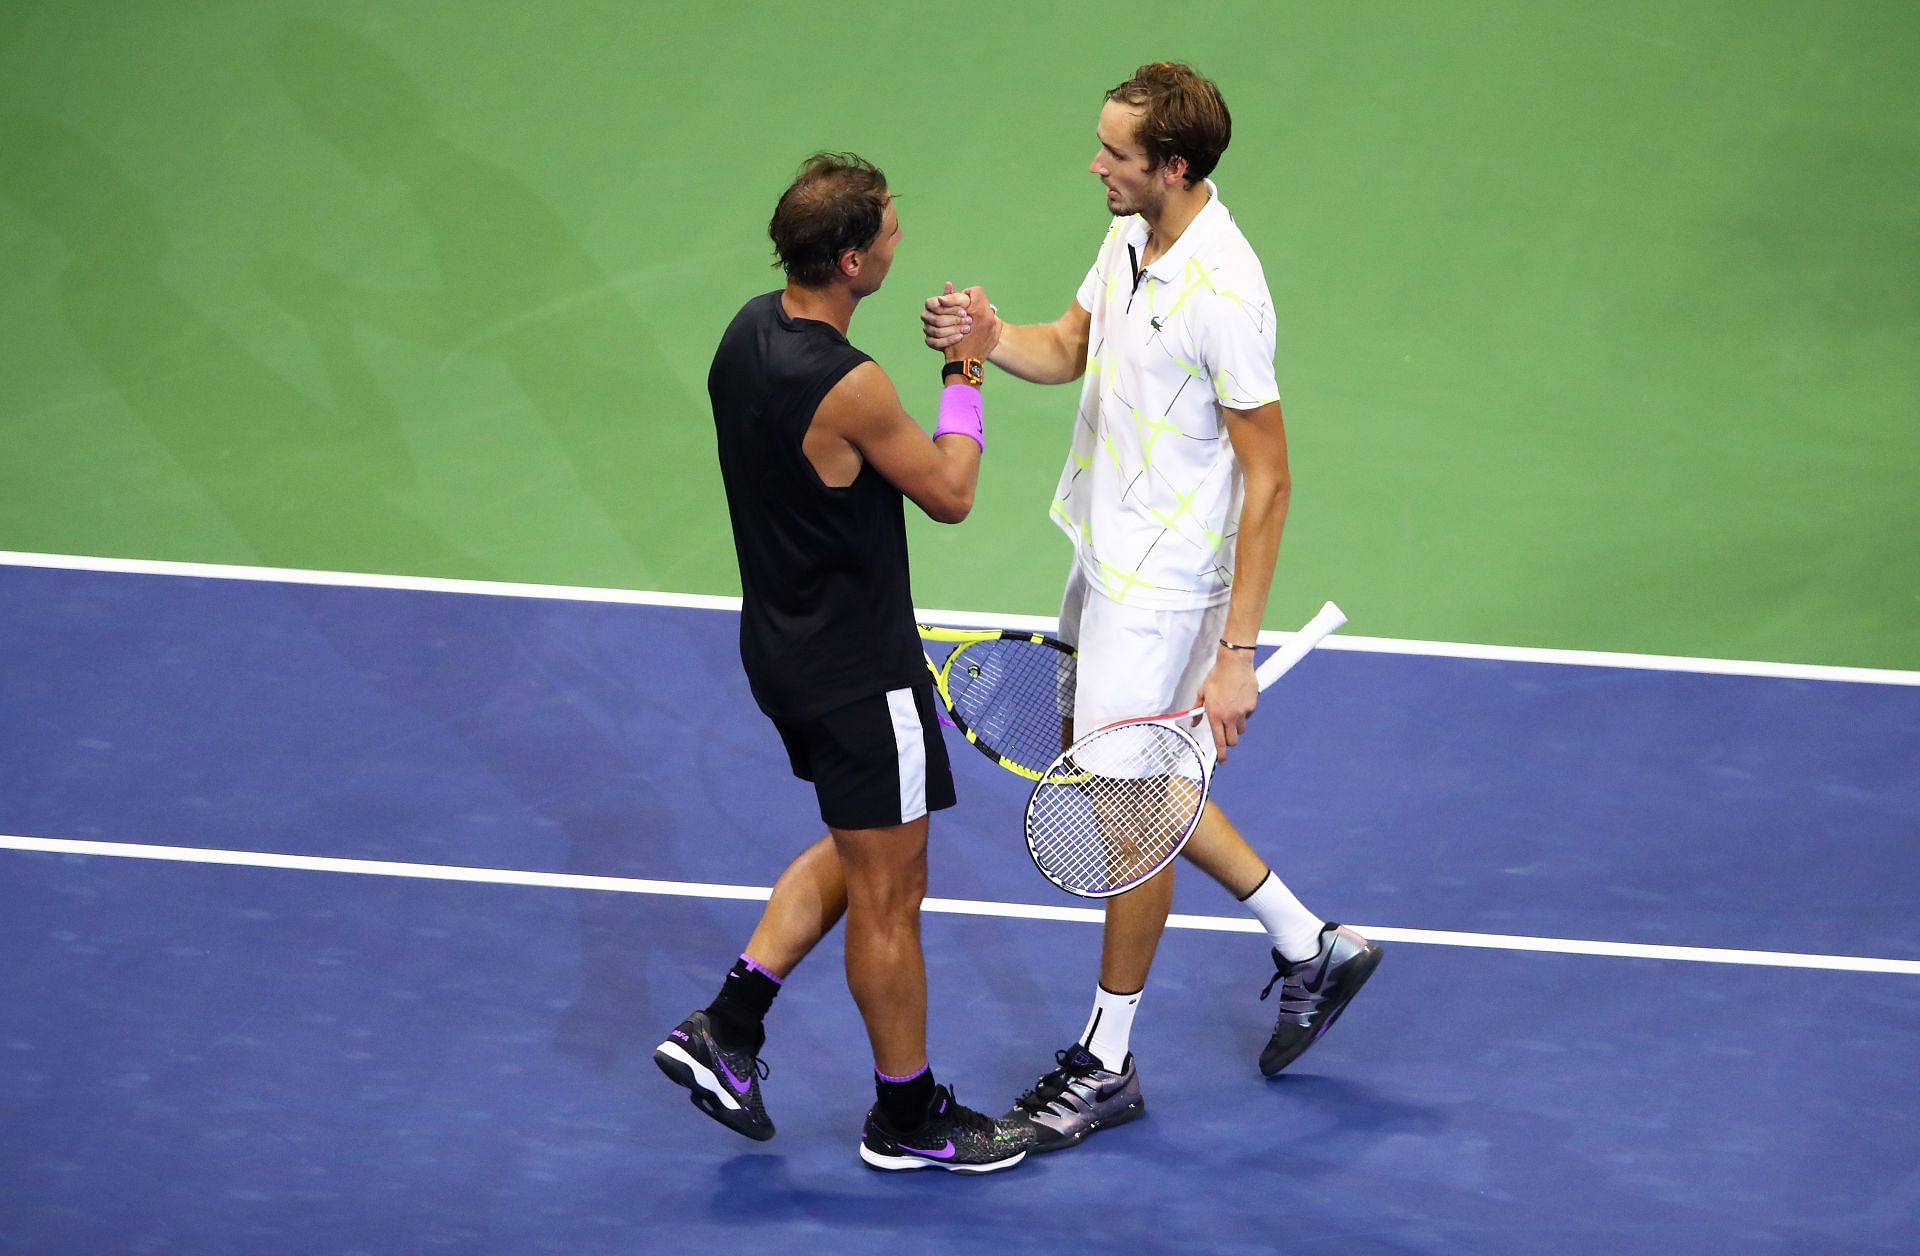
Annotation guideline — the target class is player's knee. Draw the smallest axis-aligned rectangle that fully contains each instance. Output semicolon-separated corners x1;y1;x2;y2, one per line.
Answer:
843;859;926;920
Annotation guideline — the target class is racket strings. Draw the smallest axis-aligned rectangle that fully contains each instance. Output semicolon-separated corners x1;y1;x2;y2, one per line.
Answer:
1027;724;1207;896
944;639;1075;772
1035;791;1179;888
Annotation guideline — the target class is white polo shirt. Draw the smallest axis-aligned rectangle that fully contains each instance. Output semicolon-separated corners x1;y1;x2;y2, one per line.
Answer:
1050;181;1280;610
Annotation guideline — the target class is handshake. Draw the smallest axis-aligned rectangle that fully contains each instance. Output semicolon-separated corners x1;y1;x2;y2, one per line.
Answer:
922;282;1000;361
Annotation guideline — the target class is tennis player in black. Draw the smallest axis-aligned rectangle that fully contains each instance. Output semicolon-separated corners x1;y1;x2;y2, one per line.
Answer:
653;153;1029;1173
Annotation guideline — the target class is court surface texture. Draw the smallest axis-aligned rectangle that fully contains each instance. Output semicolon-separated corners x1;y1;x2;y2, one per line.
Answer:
3;555;1917;1255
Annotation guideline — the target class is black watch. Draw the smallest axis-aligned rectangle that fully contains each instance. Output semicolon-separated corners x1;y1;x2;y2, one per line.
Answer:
942;357;985;386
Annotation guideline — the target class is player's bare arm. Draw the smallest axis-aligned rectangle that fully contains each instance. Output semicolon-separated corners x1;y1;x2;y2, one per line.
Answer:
807;361;982;524
1198;399;1291;761
922;290;1091;386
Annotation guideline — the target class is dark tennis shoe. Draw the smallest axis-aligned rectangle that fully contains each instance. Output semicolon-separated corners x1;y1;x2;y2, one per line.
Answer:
653;1011;774;1141
1004;1045;1145;1152
860;1085;1030;1174
1259;923;1384;1077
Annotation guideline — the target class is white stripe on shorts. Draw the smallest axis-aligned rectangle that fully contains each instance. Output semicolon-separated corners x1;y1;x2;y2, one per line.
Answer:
885;687;928;823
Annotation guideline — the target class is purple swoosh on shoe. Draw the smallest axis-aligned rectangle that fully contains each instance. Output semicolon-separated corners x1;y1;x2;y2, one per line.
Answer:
717;1056;755;1096
901;1141;957;1160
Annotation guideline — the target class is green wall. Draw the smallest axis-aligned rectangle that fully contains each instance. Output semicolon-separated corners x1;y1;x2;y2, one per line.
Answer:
3;2;1915;668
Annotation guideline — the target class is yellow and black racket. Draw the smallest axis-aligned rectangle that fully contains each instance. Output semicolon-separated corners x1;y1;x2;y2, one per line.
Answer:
918;624;1077;781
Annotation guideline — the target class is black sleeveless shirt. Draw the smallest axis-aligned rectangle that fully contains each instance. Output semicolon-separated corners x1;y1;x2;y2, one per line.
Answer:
709;291;928;721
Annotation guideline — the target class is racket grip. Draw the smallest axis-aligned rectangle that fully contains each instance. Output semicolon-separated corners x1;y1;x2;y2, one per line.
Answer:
1252;601;1347;691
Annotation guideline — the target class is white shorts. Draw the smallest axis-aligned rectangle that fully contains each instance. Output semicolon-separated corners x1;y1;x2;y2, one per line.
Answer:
1057;562;1229;749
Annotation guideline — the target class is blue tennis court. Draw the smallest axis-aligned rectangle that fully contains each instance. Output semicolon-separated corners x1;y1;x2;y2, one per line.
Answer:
3;557;1918;1254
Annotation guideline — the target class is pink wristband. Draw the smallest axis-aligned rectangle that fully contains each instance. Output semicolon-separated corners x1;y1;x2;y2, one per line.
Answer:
933;383;984;451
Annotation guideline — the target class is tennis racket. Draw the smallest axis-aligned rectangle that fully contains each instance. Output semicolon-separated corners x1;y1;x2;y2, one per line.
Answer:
1023;601;1347;899
919;624;1077;780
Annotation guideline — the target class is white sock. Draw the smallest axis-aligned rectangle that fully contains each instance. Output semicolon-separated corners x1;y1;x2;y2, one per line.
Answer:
1240;871;1327;963
1078;983;1142;1072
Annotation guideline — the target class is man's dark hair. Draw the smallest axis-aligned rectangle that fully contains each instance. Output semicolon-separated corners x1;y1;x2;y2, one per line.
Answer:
768;152;890;287
1106;62;1232;187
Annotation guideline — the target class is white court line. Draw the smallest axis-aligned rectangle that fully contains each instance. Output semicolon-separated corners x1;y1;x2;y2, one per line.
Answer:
0;548;740;612
5;833;1917;976
5;548;1917;686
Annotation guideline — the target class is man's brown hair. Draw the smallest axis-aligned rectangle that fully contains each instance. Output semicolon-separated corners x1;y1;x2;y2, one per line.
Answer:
1106;62;1232;187
768;152;890;287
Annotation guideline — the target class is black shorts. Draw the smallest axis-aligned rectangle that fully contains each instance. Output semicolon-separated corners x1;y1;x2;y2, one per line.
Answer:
772;683;957;831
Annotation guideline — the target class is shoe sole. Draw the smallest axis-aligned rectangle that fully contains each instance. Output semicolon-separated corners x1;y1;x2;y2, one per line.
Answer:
1031;1098;1146;1153
859;1143;1027;1174
1260;943;1385;1078
653;1040;775;1142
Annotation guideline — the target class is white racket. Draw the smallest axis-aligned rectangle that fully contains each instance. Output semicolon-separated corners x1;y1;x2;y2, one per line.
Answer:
1023;601;1348;898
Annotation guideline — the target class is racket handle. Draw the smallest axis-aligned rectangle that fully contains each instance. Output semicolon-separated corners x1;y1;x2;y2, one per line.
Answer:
1253;601;1347;692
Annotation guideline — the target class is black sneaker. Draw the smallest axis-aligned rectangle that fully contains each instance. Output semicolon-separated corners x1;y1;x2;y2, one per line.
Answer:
652;1010;774;1141
859;1085;1030;1174
1259;923;1384;1077
1004;1044;1145;1152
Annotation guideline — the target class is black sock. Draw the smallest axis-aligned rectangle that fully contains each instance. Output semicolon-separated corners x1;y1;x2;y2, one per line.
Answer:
875;1064;937;1131
704;955;780;1051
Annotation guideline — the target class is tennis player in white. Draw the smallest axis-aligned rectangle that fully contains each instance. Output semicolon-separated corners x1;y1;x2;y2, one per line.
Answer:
923;62;1383;1151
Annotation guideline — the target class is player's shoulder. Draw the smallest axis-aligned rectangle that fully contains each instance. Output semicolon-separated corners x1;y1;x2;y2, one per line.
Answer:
714;289;778;347
1197;207;1269;272
812;359;907;436
1192;226;1274;313
822;357;895;406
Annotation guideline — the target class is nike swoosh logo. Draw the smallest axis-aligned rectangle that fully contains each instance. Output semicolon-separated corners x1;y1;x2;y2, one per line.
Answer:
1302;949;1339;995
901;1140;957;1160
717;1057;755;1096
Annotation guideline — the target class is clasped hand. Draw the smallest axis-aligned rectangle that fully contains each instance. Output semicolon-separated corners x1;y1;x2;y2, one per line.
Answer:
922;282;999;356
